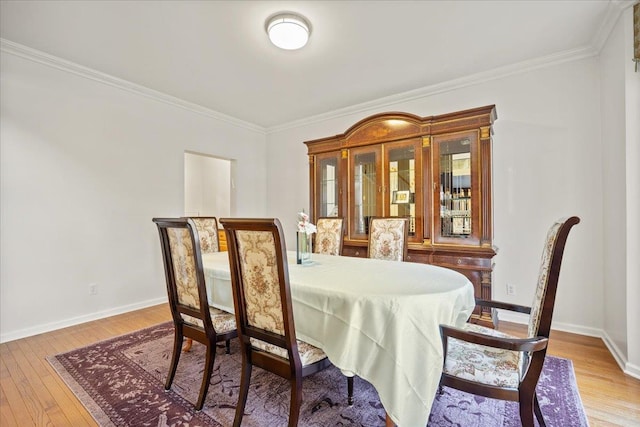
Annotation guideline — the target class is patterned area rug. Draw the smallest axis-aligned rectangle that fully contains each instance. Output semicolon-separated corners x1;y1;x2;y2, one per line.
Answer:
47;322;588;427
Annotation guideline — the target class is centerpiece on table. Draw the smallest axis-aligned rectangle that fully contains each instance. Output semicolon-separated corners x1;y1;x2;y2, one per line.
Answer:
296;211;316;264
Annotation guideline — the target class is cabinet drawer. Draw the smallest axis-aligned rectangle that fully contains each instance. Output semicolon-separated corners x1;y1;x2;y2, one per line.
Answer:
431;254;489;269
341;245;367;258
405;250;430;264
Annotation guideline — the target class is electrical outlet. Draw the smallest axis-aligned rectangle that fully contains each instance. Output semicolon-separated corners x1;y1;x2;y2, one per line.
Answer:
506;283;516;296
89;283;98;296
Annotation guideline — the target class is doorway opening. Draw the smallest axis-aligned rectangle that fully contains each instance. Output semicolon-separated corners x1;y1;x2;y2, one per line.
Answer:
184;151;235;219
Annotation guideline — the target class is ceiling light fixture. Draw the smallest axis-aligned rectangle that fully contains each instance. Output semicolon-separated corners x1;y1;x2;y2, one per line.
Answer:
266;13;310;50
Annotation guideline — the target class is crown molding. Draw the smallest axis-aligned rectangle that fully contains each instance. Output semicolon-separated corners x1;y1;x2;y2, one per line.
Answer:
267;45;597;134
267;0;633;134
0;38;266;135
590;0;637;53
3;2;624;138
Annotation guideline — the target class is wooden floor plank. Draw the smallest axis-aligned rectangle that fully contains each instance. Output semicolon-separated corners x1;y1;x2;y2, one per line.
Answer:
0;355;33;426
7;340;73;426
2;342;53;426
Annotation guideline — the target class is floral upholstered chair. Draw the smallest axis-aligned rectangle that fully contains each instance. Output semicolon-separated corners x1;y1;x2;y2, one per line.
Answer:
220;218;353;427
190;217;220;254
183;217;221;351
438;216;580;427
152;217;237;410
314;217;344;256
367;217;409;261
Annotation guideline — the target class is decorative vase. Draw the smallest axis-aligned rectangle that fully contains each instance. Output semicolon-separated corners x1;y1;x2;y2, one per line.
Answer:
296;231;312;264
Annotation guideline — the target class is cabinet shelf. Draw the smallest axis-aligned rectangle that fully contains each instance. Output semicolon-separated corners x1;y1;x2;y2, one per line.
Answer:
441;210;472;218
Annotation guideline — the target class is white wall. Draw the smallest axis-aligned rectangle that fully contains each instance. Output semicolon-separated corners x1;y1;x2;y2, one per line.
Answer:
623;6;640;378
267;57;604;335
600;4;629;364
0;52;267;342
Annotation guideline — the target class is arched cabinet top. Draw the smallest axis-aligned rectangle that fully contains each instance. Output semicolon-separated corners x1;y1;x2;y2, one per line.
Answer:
344;112;424;145
304;105;496;154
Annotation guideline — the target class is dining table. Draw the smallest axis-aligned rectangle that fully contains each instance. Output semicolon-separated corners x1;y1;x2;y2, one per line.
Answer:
202;250;475;427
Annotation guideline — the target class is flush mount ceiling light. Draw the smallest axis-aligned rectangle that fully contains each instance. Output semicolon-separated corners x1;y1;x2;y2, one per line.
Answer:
266;13;310;50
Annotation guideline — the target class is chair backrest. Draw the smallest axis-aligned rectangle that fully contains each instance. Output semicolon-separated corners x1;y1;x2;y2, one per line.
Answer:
527;216;580;338
367;217;409;261
189;217;220;254
153;217;215;332
314;217;344;255
220;218;302;366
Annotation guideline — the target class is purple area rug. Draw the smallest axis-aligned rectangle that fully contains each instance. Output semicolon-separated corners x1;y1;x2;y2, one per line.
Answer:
47;322;588;427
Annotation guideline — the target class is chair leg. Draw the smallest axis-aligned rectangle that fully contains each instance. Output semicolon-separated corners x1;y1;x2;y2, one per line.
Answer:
288;375;303;427
225;338;231;354
183;338;193;352
233;360;252;427
519;391;536;427
534;393;546;427
195;342;216;411
347;376;354;406
165;327;183;390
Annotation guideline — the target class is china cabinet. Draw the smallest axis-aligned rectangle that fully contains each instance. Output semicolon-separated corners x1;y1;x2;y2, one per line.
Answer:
304;105;497;326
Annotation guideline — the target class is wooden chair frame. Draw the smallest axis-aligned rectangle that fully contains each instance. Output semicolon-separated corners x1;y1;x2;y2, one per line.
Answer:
153;217;237;410
439;216;580;427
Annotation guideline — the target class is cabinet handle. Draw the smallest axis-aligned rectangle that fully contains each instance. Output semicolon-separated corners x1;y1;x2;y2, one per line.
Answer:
457;258;462;265
355;251;360;256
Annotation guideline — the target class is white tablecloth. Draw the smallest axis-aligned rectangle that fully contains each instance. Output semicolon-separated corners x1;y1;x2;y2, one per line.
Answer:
202;251;475;427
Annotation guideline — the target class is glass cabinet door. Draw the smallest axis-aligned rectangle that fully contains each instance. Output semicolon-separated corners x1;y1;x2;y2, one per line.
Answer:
432;131;480;245
314;152;342;218
349;146;381;240
384;139;422;242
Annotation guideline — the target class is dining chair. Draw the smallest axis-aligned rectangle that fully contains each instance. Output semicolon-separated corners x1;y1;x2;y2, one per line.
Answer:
220;217;354;427
314;217;344;256
153;217;238;410
190;216;220;254
367;217;409;261
438;216;580;427
183;216;220;352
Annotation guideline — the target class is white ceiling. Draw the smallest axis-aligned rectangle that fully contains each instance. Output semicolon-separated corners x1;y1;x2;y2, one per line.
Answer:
0;0;627;129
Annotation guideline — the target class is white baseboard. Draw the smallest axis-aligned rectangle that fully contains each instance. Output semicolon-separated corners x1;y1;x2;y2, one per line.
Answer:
624;362;640;380
495;310;530;325
496;309;603;337
497;310;640;380
0;297;167;344
601;330;627;372
601;331;640;380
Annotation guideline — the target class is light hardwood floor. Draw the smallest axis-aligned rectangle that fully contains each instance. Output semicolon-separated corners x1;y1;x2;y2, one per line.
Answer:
1;304;639;426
